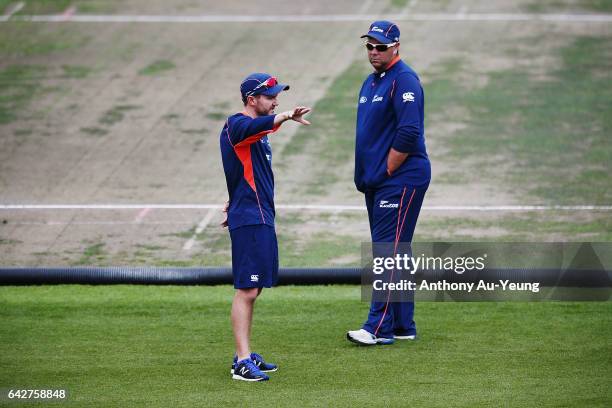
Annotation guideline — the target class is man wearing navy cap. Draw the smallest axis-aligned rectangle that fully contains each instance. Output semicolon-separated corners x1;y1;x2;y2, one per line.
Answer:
347;21;431;345
220;72;311;381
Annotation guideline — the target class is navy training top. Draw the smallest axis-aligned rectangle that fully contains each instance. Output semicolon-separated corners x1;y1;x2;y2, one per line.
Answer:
220;113;280;231
354;57;431;192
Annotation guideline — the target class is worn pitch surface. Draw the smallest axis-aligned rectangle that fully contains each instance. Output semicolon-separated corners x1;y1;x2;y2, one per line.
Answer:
0;0;611;265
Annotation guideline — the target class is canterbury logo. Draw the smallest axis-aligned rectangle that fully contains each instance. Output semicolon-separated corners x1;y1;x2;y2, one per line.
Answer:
402;92;415;103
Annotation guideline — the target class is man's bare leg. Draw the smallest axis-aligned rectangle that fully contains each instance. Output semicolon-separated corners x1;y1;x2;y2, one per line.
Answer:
232;287;260;360
247;288;263;341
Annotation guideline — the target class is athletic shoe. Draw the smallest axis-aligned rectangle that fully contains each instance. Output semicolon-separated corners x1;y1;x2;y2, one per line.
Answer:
250;352;278;372
232;358;269;382
346;329;394;345
231;353;278;374
393;334;416;340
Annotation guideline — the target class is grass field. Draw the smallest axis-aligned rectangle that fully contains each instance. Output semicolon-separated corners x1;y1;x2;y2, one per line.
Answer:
1;285;610;407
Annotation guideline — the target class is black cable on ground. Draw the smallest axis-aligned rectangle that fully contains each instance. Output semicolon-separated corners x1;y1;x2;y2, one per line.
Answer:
0;267;609;286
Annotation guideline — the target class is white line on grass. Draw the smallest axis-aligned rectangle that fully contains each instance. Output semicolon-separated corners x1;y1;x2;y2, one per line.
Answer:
1;13;611;23
133;207;151;223
4;2;25;18
1;204;612;211
1;204;223;210
61;5;76;20
12;221;194;226
421;205;612;211
182;209;217;251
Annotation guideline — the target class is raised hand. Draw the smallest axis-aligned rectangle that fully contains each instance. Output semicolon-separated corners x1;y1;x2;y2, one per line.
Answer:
290;106;311;125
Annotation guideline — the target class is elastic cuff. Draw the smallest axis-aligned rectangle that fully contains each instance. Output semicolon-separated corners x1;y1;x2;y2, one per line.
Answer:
391;142;414;154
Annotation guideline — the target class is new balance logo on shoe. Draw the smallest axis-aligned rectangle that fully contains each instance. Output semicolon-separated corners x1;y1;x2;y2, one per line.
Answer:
232;358;270;382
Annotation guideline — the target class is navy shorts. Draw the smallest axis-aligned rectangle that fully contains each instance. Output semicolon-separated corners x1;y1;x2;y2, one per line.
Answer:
229;224;278;289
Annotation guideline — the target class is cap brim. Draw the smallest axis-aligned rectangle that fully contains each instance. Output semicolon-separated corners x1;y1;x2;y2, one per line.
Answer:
360;32;394;44
260;84;290;96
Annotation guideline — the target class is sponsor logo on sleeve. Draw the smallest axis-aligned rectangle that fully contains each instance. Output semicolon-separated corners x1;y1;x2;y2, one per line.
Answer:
402;92;415;103
372;95;384;103
359;96;368;104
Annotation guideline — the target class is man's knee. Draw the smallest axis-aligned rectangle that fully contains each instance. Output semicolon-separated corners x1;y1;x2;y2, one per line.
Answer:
237;287;260;301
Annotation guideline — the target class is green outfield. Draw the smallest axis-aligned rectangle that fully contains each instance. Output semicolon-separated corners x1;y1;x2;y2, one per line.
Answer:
1;285;611;407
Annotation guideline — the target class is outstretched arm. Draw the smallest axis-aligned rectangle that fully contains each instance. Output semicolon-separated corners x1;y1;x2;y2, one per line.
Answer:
274;106;312;126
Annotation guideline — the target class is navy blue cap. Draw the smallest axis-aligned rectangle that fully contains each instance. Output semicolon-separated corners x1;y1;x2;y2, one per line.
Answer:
360;20;400;44
240;73;289;101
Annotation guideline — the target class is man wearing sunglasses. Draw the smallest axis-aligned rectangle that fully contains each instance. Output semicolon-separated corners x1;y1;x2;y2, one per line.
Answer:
220;72;311;381
347;21;431;346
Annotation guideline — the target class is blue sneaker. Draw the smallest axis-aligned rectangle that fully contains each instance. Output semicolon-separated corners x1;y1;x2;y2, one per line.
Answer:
231;353;278;374
232;358;269;382
250;352;278;372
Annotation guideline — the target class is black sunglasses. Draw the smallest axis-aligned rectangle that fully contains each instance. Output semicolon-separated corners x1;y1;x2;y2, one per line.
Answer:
364;41;398;52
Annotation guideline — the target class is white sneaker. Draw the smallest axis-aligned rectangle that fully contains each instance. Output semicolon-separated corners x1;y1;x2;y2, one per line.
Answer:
347;329;394;345
393;334;416;340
